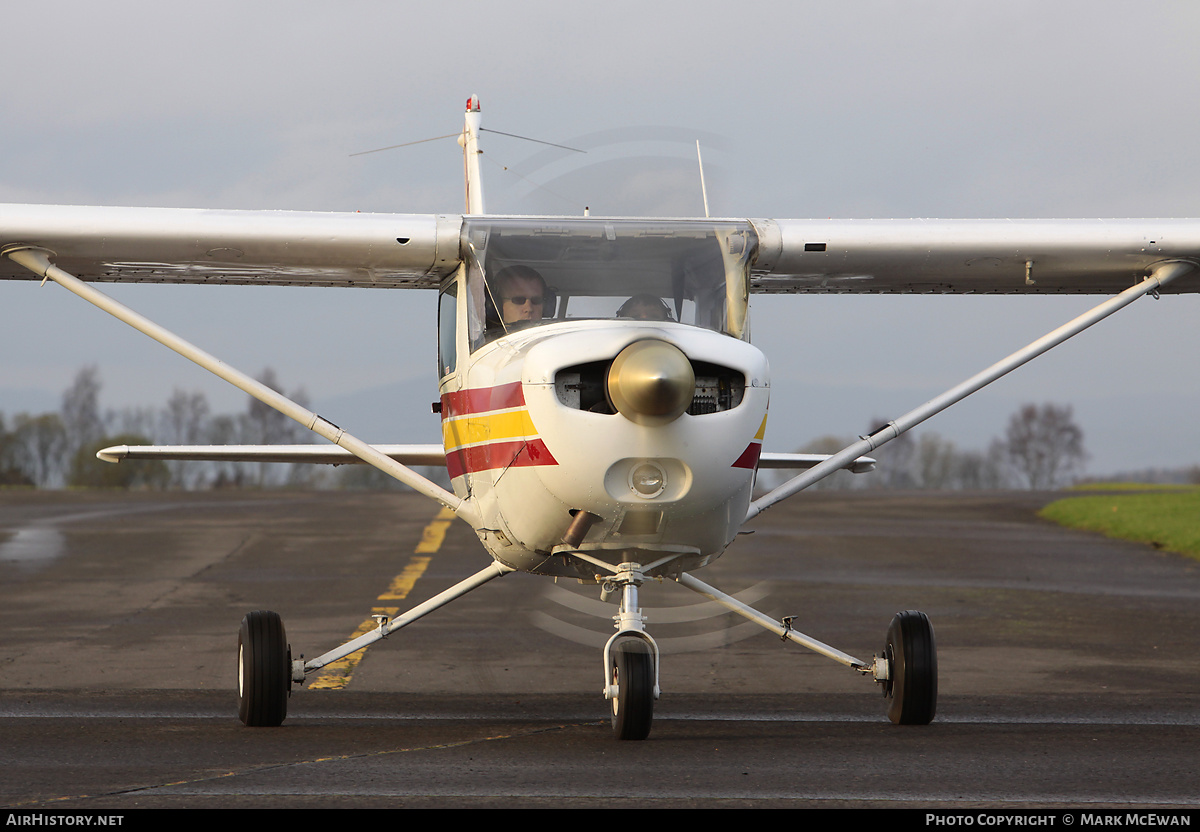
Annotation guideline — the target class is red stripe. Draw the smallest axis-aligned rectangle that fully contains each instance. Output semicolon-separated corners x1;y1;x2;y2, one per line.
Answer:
441;382;525;420
445;438;558;479
731;442;762;470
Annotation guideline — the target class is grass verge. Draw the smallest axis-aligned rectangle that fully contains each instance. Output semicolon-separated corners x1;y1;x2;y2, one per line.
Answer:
1039;486;1200;560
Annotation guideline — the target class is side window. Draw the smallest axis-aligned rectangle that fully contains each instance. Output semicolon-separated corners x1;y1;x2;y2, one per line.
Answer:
438;284;458;378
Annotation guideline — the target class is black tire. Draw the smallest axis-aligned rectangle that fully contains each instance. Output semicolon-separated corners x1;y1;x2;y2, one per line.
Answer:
238;610;290;727
610;639;654;741
883;610;937;725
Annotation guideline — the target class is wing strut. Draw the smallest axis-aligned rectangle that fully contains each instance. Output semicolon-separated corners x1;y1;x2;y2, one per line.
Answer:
746;261;1195;521
676;572;868;670
3;246;481;529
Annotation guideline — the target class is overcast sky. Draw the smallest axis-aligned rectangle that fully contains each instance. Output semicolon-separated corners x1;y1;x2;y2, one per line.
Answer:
2;1;1198;474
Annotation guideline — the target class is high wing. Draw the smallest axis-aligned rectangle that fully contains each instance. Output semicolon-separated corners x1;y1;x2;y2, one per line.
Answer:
750;218;1200;294
0;204;459;288
2;206;1198;294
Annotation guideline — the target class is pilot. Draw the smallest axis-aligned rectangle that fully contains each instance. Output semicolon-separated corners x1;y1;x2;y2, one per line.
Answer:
617;294;673;321
490;265;547;328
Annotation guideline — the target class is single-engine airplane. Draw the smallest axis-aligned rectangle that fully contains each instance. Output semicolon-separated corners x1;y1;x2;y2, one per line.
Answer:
2;96;1197;739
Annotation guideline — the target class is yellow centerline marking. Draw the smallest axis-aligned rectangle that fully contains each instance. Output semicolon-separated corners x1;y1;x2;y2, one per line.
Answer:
309;506;455;690
13;723;602;808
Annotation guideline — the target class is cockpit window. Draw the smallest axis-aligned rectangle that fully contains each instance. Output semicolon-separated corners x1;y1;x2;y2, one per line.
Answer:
462;218;756;350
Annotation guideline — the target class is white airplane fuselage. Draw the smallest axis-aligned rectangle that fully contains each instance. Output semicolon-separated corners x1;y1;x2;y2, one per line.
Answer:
440;318;770;579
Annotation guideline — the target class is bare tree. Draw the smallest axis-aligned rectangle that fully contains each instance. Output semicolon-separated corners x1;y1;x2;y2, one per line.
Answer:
243;369;310;444
914;434;960;489
207;414;248;488
242;368;313;487
957;442;1012;490
862;417;1011;491
161;389;211;488
162;390;210;443
996;403;1087;490
60;366;104;460
106;405;157;438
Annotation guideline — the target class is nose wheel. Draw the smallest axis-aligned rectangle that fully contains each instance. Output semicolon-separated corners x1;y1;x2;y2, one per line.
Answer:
610;639;655;740
601;563;659;740
237;610;291;727
882;610;937;725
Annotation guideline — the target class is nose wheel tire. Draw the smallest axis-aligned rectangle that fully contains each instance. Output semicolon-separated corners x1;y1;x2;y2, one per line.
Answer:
238;610;291;727
610;639;654;741
883;610;937;725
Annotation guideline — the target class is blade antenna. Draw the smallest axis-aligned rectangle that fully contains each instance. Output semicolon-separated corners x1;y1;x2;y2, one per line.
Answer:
696;140;710;218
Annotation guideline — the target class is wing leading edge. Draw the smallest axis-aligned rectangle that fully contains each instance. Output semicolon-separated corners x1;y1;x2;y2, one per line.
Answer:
3;205;1199;295
0;204;460;288
751;218;1200;294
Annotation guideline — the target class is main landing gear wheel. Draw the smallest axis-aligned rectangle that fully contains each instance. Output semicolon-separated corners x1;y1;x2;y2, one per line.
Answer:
883;610;937;725
610;639;654;741
238;610;291;727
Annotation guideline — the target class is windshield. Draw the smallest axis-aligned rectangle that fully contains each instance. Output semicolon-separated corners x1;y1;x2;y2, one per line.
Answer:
462;218;756;350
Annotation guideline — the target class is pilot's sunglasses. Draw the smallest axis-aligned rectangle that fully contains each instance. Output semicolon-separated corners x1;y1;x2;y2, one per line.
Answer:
505;296;543;306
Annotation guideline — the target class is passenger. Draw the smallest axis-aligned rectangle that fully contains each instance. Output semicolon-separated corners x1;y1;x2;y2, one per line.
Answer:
617;294;673;321
489;265;547;330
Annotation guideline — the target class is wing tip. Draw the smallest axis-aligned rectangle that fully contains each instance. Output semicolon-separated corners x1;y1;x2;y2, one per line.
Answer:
96;445;127;463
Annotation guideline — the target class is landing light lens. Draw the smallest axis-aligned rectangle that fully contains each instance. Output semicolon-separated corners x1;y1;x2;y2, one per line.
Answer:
630;463;666;497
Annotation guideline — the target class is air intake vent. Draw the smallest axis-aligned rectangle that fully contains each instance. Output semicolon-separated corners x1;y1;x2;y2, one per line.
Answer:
688;360;745;414
554;359;744;415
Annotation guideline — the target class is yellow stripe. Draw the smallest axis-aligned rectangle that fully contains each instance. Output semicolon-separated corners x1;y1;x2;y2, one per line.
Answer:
442;409;539;451
309;506;455;690
755;414;768;441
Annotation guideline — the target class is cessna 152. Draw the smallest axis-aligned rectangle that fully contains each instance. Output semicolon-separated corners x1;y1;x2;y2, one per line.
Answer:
2;96;1197;739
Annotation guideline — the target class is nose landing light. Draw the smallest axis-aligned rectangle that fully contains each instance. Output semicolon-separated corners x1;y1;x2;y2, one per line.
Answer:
607;340;695;426
630;462;667;497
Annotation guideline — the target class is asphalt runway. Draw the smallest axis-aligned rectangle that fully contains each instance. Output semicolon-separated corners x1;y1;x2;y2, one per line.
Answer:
1;489;1198;809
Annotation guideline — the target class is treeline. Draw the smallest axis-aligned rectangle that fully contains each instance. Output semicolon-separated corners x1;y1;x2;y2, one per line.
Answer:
761;403;1092;492
0;366;338;490
4;368;1151;493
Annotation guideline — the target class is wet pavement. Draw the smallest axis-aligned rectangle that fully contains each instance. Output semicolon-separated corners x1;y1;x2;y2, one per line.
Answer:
1;489;1197;808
